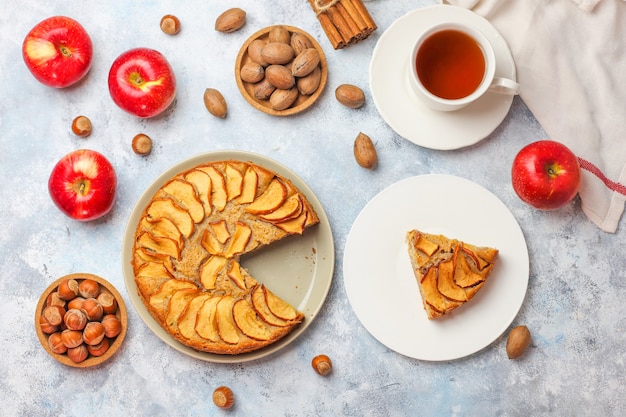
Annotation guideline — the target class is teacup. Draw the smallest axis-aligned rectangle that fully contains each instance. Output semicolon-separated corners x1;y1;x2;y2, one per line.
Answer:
408;22;519;112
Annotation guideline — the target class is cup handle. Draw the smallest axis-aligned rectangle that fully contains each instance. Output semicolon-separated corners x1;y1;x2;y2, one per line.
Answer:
489;77;520;95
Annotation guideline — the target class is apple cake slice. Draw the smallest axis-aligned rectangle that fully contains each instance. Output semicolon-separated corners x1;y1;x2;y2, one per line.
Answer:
132;160;319;354
406;229;498;320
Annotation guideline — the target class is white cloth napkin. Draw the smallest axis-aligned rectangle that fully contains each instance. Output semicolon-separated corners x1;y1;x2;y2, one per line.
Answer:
442;0;626;233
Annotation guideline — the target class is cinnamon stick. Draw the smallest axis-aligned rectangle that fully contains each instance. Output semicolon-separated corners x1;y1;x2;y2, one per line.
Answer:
308;0;377;49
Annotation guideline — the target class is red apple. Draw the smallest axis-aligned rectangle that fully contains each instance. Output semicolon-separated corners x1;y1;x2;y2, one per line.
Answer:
48;149;117;221
22;16;93;88
108;47;177;118
511;140;581;210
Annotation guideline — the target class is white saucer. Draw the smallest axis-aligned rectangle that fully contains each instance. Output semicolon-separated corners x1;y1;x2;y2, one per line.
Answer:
343;175;529;361
369;5;517;150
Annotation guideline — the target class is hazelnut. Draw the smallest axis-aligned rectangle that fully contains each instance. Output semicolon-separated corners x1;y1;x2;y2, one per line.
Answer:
81;298;103;322
87;338;110;357
42;305;66;327
48;332;67;354
83;321;105;346
132;133;152;155
63;309;87;331
46;291;66;307
71;115;92;137
40;315;59;335
312;354;333;376
160;14;181;35
78;279;100;299
57;278;79;300
97;291;118;315
212;386;234;409
61;329;83;349
67;344;89;363
101;314;122;338
67;296;85;311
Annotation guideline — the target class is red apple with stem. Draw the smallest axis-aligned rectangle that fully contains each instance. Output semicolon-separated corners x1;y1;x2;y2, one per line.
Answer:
48;149;117;221
511;140;581;210
22;16;93;88
108;47;177;118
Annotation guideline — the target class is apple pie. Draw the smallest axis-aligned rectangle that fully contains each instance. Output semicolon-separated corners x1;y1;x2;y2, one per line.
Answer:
132;160;319;354
406;229;498;320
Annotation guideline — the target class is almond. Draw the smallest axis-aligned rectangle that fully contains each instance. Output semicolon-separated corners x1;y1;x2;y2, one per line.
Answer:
248;39;269;67
265;65;295;90
291;48;320;77
353;132;377;169
215;8;246;33
253;78;276;100
297;66;321;95
290;32;313;55
240;62;264;83
506;325;531;359
268;26;291;44
203;88;227;118
335;84;365;109
269;87;299;111
261;42;295;65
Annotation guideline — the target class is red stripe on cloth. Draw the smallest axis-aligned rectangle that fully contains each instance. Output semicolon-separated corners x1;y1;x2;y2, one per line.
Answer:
577;157;626;196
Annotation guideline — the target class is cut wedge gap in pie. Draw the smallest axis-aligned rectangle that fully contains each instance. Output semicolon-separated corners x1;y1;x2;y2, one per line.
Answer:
406;229;498;320
132;160;319;355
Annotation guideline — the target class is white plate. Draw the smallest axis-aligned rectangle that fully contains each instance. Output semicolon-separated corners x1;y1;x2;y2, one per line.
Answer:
122;151;335;363
343;174;529;361
369;5;517;150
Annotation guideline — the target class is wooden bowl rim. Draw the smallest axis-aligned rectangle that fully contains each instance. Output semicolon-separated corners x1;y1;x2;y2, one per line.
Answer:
235;25;328;117
35;272;128;368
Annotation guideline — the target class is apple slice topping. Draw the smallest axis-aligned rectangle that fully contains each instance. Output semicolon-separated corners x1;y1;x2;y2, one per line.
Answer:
146;198;194;238
216;296;240;344
235;166;258;204
178;293;212;340
136;261;175;295
195;296;221;342
436;257;467;303
161;179;205;224
275;211;308;234
227;261;247;290
149;279;198;320
232;299;271;341
198;166;227;212
223;222;252;258
251;285;289;327
210;220;231;244
134;247;175;275
245;178;288;215
411;232;439;257
224;163;244;201
141;217;183;250
185;169;213;216
263;286;299;321
454;251;486;288
421;266;462;316
165;287;199;329
201;228;224;256
200;255;228;290
137;231;180;260
259;194;302;222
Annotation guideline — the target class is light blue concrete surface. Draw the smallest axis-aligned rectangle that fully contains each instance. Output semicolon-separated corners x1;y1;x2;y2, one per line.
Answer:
1;1;625;416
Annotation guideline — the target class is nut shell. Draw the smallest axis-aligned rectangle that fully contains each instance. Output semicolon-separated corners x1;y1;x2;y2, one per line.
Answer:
71;116;92;138
240;62;265;84
160;14;181;35
203;88;228;118
335;84;366;109
63;309;87;331
132;134;152;156
212;386;235;409
291;48;320;77
506;325;532;359
312;354;333;376
215;8;246;33
261;42;295;65
270;87;299;111
265;65;295;90
353;132;378;169
78;279;100;299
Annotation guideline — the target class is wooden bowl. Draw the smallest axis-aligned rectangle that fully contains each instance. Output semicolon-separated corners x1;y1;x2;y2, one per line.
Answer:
35;273;128;368
235;25;328;116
